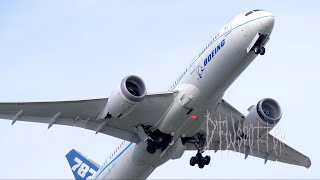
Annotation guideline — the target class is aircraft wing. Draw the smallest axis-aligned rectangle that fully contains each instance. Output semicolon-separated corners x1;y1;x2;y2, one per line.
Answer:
186;99;311;168
0;92;176;143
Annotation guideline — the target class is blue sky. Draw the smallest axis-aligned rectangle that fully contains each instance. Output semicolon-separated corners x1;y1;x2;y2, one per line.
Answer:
0;0;319;179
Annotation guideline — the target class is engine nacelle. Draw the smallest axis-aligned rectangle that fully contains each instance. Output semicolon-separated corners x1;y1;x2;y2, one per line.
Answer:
98;75;147;119
242;98;282;139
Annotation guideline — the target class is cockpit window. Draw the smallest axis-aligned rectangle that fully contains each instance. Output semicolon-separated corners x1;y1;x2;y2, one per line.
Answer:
246;9;265;16
245;11;253;16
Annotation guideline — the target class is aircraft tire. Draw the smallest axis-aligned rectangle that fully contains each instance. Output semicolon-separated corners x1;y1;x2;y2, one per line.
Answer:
147;144;156;154
260;47;266;55
254;46;261;54
204;155;211;165
154;142;161;149
190;156;196;166
198;161;205;169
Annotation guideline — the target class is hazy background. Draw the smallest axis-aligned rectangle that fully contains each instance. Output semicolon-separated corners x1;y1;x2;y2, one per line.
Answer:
0;0;319;179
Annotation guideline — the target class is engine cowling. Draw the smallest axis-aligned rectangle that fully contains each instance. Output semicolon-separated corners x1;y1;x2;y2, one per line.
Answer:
242;98;282;139
98;75;147;119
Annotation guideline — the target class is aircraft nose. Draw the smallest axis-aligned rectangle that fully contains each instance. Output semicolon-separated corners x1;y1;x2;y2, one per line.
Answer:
260;14;274;35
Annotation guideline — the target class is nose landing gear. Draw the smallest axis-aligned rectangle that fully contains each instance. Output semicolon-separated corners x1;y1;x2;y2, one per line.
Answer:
254;46;266;55
249;33;269;56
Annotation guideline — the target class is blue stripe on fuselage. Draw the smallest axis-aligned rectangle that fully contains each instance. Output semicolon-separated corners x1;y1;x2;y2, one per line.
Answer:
94;142;133;180
168;15;273;91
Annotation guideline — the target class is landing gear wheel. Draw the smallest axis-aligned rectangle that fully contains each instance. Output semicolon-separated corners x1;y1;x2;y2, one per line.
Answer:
146;143;156;154
154;141;161;149
190;156;196;166
198;161;205;169
254;46;261;54
144;129;172;154
184;134;211;169
154;137;163;149
260;47;266;55
204;155;211;165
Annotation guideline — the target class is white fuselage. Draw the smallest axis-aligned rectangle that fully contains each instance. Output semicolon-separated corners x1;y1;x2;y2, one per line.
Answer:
94;10;275;179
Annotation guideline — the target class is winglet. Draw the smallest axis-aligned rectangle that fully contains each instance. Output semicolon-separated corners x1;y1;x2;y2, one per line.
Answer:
305;157;312;169
65;149;100;180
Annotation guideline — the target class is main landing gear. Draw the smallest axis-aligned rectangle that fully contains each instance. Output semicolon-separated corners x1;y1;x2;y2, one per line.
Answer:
134;125;172;154
183;134;211;169
190;152;211;169
146;129;172;154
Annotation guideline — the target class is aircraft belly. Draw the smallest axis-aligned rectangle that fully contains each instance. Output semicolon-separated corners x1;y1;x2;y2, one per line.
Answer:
171;24;261;139
157;84;202;135
103;142;159;179
156;24;259;141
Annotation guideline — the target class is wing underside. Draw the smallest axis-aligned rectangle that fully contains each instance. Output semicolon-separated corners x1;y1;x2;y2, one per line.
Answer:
186;99;311;168
0;93;311;168
0;92;176;143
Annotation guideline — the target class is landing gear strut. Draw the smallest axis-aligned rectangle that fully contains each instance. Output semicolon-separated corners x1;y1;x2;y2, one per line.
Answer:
252;34;268;56
183;133;211;169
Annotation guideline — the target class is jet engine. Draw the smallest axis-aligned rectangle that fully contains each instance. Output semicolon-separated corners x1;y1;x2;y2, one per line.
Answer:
98;75;147;119
242;98;282;139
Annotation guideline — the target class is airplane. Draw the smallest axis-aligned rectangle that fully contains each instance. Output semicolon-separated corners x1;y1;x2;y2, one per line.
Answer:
0;9;311;179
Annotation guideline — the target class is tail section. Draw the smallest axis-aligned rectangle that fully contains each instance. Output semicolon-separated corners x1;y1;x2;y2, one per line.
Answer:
66;149;100;180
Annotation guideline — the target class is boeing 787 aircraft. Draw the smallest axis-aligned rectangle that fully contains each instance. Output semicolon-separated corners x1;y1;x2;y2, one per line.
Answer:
0;10;311;179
